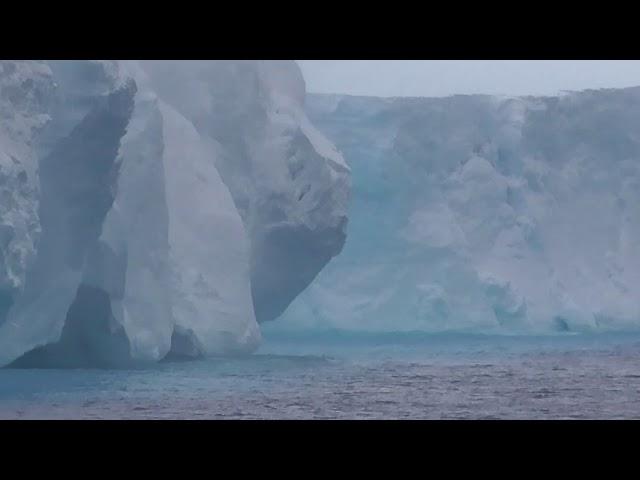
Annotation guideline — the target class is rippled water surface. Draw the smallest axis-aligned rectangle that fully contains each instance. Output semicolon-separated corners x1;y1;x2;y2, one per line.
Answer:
2;332;640;419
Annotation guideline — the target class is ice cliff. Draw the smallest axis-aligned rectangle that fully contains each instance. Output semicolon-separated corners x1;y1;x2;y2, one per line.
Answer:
0;60;349;367
275;91;640;334
4;60;638;366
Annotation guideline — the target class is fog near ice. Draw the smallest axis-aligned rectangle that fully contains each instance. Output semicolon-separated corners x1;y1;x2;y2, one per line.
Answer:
298;61;640;98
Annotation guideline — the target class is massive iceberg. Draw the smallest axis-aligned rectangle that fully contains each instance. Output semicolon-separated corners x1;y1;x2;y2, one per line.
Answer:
275;90;640;334
3;60;639;367
0;60;349;367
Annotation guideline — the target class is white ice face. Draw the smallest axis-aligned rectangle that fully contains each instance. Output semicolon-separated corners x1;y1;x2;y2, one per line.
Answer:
137;61;350;324
275;91;640;335
7;60;637;368
0;60;349;367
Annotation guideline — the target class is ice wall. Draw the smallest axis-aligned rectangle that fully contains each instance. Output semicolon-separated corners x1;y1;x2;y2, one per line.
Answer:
138;61;350;323
275;91;640;334
0;61;49;327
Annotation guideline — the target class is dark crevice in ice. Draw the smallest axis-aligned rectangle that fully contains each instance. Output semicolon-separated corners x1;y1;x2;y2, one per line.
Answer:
553;317;571;332
21;80;136;302
0;290;13;325
6;79;138;368
7;284;132;369
161;326;205;363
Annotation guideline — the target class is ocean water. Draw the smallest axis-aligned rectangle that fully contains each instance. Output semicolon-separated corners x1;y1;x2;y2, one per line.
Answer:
2;331;640;419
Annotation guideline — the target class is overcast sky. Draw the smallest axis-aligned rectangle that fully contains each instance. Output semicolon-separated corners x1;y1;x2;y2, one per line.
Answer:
297;61;640;98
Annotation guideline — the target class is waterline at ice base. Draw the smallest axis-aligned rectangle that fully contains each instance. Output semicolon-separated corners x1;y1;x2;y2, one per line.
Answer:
1;60;639;371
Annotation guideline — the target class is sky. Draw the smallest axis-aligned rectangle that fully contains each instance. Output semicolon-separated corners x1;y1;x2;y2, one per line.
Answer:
297;61;640;98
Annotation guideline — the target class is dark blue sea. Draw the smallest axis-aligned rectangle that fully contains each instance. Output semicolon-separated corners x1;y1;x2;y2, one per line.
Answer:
2;330;640;419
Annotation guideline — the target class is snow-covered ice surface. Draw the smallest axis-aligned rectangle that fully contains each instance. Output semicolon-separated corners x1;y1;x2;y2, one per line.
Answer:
0;61;348;367
274;91;640;335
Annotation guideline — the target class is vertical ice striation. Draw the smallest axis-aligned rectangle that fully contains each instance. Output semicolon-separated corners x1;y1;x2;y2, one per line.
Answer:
276;91;640;334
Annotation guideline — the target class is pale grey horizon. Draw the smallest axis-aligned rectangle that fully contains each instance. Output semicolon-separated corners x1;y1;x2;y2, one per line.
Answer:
297;60;640;98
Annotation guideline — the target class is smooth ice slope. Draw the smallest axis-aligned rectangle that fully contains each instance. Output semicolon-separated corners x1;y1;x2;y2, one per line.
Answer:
275;91;640;334
138;61;350;323
0;61;348;367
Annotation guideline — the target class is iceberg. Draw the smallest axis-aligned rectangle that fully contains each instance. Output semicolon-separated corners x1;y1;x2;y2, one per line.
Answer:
0;60;349;367
275;91;640;334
